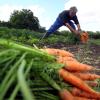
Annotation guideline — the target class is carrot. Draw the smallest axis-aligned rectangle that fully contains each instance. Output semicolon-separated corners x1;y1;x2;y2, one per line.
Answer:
56;49;74;57
59;89;95;100
58;68;100;97
86;81;99;87
74;96;95;100
62;61;95;72
80;32;89;43
59;89;73;100
71;87;100;99
41;48;74;57
56;56;77;63
72;72;100;80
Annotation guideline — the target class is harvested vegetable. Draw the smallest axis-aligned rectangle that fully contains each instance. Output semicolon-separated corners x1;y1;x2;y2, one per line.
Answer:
80;31;89;43
58;68;100;96
60;60;95;72
59;89;73;100
41;48;74;57
0;39;100;100
72;72;100;80
56;56;77;63
71;87;100;99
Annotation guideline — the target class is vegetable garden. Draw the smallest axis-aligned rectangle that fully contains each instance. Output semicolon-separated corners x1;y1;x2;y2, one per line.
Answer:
0;27;100;100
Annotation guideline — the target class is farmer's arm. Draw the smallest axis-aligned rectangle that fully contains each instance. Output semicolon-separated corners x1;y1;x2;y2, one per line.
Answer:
65;23;80;35
72;15;82;33
76;24;81;32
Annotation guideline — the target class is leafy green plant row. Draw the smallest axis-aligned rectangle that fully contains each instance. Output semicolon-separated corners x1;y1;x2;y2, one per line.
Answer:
0;27;80;45
0;27;100;47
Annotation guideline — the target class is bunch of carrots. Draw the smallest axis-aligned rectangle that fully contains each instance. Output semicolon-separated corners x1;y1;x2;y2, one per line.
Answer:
42;48;100;100
80;31;89;43
0;39;99;100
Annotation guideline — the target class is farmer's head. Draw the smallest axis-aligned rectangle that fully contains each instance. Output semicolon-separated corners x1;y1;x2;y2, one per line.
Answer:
69;6;78;17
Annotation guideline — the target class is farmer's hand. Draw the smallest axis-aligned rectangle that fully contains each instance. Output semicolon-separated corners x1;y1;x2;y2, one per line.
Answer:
65;23;82;35
78;29;82;33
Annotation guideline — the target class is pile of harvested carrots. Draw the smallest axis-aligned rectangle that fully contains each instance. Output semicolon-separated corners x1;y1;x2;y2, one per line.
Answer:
42;48;100;100
0;39;100;100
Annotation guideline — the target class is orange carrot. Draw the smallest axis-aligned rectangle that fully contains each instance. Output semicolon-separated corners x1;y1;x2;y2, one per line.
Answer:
59;89;95;100
58;68;100;97
62;61;95;72
80;32;89;43
74;96;95;100
56;49;74;57
56;56;77;63
72;72;100;80
59;89;73;100
71;87;100;99
86;81;99;87
41;48;74;57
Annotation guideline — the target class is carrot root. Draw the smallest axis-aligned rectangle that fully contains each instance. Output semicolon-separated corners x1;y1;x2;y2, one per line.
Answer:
63;61;95;72
58;68;100;96
72;72;100;80
71;87;100;99
59;89;73;100
41;48;74;57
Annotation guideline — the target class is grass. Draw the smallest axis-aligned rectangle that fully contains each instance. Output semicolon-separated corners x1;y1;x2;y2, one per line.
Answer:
89;39;100;45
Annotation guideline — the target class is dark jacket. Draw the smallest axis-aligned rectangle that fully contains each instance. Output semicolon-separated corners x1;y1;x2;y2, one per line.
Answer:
58;10;79;25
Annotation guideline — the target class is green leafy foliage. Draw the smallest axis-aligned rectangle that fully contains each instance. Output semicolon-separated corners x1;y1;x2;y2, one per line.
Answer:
88;31;100;39
0;39;64;100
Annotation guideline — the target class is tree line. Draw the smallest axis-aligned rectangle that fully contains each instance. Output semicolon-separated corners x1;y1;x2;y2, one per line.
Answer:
0;9;46;32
